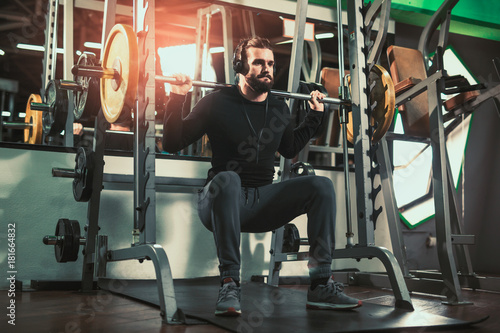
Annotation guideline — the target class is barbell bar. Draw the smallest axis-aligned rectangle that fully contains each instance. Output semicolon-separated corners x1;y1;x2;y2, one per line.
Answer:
75;66;347;106
3;121;164;140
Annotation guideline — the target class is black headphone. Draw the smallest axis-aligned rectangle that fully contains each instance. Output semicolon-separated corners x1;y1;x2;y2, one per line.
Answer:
233;39;249;75
232;38;276;76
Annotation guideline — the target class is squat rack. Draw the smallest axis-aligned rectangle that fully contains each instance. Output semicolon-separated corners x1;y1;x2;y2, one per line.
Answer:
46;0;414;324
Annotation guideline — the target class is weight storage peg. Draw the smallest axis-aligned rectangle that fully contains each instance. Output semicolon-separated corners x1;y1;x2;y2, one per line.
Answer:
43;219;85;263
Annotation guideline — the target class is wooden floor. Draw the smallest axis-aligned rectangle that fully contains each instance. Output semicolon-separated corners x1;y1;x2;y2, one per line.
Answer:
2;283;499;333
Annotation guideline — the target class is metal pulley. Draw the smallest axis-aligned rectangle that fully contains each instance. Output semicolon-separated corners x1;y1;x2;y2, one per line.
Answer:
43;218;84;263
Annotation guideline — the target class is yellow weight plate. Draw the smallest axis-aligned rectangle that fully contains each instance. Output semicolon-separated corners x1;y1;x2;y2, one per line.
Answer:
24;94;43;144
100;24;139;123
370;64;396;143
344;64;395;144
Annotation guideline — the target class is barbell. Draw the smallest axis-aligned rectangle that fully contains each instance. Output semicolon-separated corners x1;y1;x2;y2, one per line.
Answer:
24;79;70;142
71;23;395;143
72;25;351;122
14;53;103;144
32;53;101;123
16;24;395;145
5;120;162;138
24;94;43;144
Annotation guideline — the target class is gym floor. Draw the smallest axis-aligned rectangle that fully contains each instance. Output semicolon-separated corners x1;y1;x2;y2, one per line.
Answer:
3;282;499;332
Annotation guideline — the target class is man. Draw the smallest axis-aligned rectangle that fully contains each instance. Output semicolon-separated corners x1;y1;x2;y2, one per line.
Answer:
163;36;362;316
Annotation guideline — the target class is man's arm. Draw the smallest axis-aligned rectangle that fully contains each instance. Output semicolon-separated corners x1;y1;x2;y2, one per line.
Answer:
162;74;208;153
278;91;325;158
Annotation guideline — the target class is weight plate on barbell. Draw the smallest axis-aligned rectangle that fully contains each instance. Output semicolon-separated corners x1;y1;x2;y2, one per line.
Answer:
344;64;396;144
74;53;101;121
24;94;43;144
73;147;94;202
54;218;81;263
42;79;68;136
369;64;396;143
100;24;139;124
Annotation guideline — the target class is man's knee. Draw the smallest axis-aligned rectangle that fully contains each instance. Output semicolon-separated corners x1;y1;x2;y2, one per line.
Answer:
309;176;335;199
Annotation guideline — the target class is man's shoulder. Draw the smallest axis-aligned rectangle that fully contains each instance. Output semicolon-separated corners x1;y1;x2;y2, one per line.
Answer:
200;86;237;100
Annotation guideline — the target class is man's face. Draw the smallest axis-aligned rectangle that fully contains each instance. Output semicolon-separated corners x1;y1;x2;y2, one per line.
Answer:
243;47;275;93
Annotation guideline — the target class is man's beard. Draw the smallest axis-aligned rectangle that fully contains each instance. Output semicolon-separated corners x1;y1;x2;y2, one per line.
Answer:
245;73;274;93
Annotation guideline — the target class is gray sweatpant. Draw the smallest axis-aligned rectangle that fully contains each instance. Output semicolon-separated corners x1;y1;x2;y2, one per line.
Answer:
197;171;336;283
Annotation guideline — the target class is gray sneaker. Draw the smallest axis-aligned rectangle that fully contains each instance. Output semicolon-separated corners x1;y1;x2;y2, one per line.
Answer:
215;278;242;316
306;276;362;310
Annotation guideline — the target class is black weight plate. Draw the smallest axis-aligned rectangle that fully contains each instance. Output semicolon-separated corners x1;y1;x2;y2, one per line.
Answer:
282;223;301;253
73;147;94;202
290;161;316;178
74;53;101;121
68;220;81;262
54;218;80;263
42;80;68;136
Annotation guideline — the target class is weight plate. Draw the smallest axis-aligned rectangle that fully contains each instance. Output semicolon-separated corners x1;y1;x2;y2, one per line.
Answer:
100;24;139;123
24;94;43;144
290;161;316;178
54;218;81;263
42;79;69;136
73;147;94;202
282;223;301;253
370;64;396;143
344;64;396;144
74;53;101;121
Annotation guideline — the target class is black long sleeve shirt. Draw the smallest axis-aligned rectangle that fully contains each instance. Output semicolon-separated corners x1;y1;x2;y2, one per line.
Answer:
163;86;323;187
